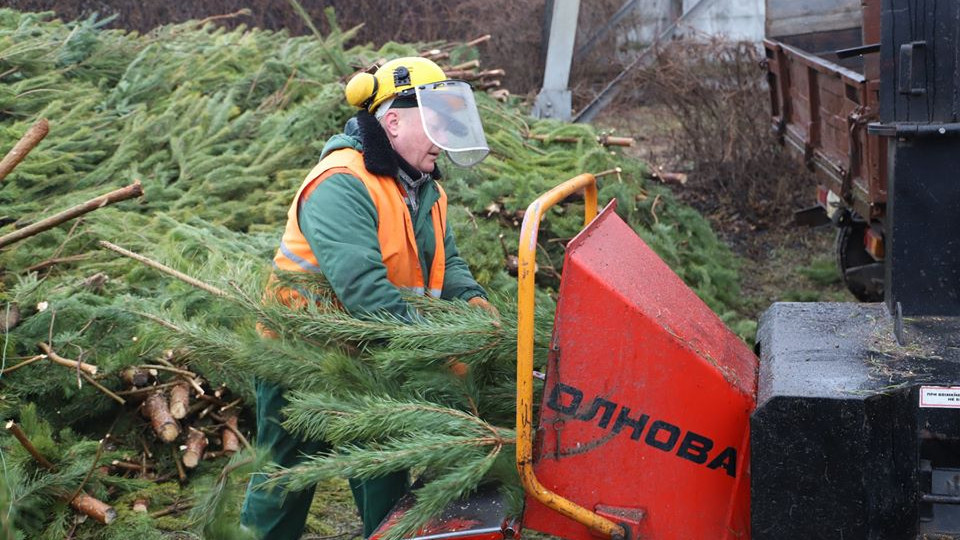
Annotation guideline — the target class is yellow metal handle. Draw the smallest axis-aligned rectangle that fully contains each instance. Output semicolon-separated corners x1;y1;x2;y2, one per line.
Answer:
515;174;626;540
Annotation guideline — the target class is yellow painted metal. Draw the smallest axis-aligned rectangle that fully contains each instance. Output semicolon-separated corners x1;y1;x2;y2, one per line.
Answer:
515;174;625;540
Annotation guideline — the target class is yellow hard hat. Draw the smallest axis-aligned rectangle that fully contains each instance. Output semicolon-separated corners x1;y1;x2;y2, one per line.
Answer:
345;57;447;113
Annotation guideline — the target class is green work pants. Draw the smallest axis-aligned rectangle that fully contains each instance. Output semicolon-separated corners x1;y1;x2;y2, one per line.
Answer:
240;379;408;539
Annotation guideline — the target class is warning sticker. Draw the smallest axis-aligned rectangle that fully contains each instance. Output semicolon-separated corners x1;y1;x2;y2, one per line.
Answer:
919;386;960;408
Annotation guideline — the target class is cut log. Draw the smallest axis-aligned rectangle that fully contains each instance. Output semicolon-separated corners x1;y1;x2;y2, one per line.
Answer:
181;428;208;469
121;367;153;387
168;382;190;420
597;135;635;147
70;492;117;524
142;392;180;442
220;413;240;455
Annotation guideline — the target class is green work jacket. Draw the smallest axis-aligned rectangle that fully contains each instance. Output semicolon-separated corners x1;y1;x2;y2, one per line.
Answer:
298;121;486;321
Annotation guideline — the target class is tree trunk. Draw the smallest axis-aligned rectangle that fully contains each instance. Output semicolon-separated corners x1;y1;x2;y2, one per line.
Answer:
221;413;240;454
142;392;180;442
181;427;208;469
121;367;154;387
70;492;117;524
168;382;190;419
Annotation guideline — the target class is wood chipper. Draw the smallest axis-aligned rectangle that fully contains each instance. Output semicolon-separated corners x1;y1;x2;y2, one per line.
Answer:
372;1;960;538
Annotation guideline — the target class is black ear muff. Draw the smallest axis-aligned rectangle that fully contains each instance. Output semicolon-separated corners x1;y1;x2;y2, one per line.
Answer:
393;66;411;87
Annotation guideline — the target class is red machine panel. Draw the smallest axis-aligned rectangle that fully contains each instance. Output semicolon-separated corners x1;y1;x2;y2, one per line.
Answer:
523;203;758;540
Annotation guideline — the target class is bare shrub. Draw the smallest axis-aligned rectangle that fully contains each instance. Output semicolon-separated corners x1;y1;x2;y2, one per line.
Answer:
10;0;641;97
633;38;812;227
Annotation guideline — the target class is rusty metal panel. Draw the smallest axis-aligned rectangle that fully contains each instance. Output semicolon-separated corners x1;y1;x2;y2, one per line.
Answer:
522;205;757;540
767;36;887;217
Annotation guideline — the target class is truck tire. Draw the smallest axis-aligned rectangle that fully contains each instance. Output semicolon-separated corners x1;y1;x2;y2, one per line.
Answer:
836;223;884;302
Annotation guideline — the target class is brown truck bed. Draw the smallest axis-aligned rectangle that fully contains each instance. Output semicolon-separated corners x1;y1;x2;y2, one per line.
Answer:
764;1;886;222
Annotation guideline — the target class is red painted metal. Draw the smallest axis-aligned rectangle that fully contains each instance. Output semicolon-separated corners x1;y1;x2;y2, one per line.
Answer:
370;484;518;540
522;202;758;540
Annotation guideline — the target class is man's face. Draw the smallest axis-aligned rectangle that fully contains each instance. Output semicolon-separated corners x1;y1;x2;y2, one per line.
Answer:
382;107;441;173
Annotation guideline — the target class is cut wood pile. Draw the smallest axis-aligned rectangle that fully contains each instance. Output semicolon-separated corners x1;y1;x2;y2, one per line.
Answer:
0;7;749;539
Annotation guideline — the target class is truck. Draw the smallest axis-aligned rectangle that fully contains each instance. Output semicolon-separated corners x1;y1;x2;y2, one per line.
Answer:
764;0;886;301
374;1;960;538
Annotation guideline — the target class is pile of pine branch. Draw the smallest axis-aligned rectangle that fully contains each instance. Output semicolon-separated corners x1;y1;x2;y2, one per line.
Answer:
0;6;749;538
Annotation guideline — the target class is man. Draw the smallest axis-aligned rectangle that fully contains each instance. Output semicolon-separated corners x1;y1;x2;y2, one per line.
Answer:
241;57;497;539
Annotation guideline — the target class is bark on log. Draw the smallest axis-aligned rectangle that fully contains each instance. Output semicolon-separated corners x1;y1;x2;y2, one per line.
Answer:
168;382;190;420
142;392;180;442
181;428;208;469
0;182;143;249
220;413;240;454
597;135;635;147
121;367;153;387
70;492;117;524
0;118;49;182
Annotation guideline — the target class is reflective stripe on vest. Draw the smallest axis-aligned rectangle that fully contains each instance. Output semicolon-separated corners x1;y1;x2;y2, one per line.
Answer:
272;148;447;304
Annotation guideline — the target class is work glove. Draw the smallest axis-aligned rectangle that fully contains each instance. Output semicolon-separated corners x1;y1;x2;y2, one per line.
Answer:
468;296;500;325
446;358;470;378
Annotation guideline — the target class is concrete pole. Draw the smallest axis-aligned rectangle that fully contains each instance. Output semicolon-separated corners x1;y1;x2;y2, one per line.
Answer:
532;0;581;121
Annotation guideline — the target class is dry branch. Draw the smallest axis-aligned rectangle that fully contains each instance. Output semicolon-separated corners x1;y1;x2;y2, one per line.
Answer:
37;342;98;375
6;420;116;523
465;34;491;47
0;118;49;182
0;354;44;374
25;253;91;273
523;133;634;147
80;371;126;405
98;241;226;297
5;420;56;470
111;460;153;472
0;182;143;249
116;380;180;397
142;392;180;442
451;59;480;70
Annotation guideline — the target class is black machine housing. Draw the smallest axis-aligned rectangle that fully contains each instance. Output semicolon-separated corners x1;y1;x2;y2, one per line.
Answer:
753;1;960;538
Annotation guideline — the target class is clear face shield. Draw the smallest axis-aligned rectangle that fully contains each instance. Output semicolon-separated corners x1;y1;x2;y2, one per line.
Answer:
415;81;489;167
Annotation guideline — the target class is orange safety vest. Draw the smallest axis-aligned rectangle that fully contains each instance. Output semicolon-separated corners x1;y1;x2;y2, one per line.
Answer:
272;147;447;306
